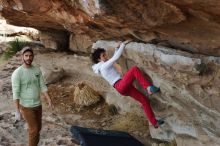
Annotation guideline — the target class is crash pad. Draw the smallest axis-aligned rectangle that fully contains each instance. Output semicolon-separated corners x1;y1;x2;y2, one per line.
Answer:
70;126;144;146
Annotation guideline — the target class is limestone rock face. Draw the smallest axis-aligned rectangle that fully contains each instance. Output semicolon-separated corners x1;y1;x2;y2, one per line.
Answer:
69;34;93;53
39;31;69;50
1;0;220;56
93;40;220;146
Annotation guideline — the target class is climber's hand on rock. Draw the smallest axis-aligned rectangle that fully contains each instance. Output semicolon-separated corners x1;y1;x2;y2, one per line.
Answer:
123;39;132;45
116;41;122;48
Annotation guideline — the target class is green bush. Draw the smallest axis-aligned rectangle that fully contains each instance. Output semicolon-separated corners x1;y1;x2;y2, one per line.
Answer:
3;38;26;60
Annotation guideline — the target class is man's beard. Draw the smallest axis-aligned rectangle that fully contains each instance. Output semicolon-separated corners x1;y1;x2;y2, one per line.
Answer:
23;59;33;65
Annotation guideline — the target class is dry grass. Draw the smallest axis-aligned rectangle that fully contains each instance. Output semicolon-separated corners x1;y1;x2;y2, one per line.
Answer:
73;82;101;106
109;113;149;134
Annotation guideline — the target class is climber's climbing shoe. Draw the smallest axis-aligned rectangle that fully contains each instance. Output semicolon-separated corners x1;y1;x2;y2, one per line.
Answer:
147;85;160;95
154;119;165;128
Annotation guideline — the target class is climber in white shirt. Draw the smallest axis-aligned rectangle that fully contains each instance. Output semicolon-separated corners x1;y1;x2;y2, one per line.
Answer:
92;40;164;128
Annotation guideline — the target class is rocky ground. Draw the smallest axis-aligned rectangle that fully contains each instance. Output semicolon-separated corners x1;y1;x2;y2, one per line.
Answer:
0;46;174;146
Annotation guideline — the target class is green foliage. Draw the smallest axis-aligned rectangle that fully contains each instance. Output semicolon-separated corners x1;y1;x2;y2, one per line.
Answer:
108;104;118;116
3;38;26;60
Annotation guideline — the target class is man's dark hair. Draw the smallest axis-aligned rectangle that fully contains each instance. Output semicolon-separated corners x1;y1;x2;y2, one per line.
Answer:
91;48;106;63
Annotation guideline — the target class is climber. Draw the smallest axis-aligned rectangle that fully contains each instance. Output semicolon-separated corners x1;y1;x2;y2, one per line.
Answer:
91;40;164;128
11;46;54;146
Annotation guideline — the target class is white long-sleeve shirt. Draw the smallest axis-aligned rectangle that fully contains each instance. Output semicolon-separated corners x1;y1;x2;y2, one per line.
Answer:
92;43;126;85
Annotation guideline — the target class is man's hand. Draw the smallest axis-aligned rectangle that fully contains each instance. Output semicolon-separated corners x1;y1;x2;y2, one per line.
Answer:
42;92;54;109
47;97;54;109
15;110;21;121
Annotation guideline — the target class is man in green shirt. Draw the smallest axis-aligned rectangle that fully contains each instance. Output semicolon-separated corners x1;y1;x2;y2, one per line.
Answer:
11;46;53;146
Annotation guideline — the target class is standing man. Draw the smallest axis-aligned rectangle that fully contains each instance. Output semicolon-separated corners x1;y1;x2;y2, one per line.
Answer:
11;46;53;146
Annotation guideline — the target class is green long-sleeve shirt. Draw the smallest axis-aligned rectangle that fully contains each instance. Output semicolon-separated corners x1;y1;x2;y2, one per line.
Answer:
11;65;48;107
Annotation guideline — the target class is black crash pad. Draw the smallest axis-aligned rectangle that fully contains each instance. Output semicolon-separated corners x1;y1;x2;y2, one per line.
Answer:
70;126;144;146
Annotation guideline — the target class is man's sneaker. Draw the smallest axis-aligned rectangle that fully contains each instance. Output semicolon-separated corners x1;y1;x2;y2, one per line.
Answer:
154;119;165;128
147;85;160;95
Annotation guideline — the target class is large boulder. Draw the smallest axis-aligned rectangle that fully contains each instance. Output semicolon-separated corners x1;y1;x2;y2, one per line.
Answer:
92;40;220;146
40;66;65;84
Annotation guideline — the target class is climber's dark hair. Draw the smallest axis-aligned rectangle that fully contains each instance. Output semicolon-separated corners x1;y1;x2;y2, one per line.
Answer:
91;48;106;63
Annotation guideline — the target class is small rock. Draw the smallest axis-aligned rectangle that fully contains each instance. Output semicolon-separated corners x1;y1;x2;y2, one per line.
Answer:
101;122;106;127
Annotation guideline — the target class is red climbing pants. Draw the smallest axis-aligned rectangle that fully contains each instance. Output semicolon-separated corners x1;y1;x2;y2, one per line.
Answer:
114;66;157;126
